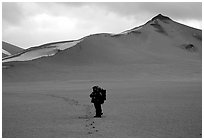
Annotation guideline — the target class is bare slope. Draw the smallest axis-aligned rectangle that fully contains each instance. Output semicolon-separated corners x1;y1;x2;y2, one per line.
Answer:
2;79;202;137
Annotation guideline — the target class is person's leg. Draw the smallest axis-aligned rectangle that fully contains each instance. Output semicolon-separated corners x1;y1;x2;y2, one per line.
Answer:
94;103;97;116
94;103;101;117
98;104;102;115
96;103;102;117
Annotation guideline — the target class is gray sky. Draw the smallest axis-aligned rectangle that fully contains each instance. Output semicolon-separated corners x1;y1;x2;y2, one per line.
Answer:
2;2;202;49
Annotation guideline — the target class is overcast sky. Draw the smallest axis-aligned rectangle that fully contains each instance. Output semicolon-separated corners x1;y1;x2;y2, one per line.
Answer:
2;2;202;49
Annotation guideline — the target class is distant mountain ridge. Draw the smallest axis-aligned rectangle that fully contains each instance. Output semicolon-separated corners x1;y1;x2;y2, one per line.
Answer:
2;14;202;64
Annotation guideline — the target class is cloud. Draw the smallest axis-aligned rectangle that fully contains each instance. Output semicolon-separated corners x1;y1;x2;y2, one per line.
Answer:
56;2;202;20
138;2;202;20
2;3;24;25
53;2;202;28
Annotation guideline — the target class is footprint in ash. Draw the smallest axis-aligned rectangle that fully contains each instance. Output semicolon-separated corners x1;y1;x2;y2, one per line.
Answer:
81;104;101;135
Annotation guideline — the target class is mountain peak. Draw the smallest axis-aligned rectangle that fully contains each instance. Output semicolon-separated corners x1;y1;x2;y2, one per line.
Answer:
151;14;171;21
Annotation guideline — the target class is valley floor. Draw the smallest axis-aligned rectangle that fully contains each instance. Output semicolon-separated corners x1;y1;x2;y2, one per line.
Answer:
2;79;202;138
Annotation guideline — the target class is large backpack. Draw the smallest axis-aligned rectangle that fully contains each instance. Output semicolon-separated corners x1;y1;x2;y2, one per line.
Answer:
101;89;106;101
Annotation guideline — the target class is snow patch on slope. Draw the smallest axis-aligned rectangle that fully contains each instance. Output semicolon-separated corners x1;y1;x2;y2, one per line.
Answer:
51;40;81;50
2;49;11;56
120;26;143;35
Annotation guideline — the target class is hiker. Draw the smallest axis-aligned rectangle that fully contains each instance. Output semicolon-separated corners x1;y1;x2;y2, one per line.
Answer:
90;86;106;118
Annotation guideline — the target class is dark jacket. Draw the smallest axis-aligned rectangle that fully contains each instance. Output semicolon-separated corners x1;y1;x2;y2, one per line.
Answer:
90;91;104;104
